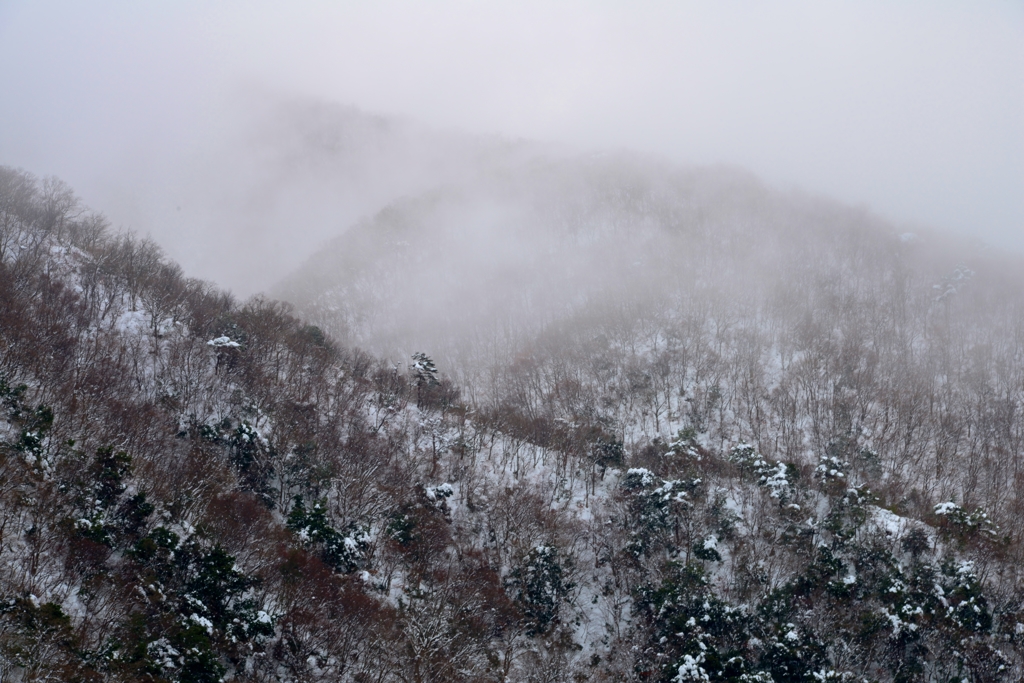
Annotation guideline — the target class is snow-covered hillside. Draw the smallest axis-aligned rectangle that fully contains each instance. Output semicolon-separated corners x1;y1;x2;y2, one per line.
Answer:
2;163;1022;682
278;151;1024;546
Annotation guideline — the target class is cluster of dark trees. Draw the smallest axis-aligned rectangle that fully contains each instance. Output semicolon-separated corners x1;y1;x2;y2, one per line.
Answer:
2;165;1023;682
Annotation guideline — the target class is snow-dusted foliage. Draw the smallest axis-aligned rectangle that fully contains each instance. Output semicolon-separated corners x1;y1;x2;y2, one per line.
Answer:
2;164;1024;682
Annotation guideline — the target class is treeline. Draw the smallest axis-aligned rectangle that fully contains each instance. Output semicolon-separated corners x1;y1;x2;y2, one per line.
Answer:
1;165;1023;682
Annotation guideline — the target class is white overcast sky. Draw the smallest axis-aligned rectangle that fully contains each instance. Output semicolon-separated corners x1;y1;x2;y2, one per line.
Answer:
0;0;1021;253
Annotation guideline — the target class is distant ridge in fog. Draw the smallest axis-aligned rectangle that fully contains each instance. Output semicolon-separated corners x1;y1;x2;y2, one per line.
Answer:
93;95;549;296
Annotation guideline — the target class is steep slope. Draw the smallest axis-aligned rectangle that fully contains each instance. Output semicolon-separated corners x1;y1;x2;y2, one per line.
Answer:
3;163;1023;682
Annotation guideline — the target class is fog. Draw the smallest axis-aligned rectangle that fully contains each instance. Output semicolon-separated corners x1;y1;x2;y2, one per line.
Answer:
3;7;1024;676
0;1;1021;297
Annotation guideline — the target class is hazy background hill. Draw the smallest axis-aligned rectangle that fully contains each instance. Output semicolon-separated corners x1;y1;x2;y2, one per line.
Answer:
273;142;1019;374
64;94;547;297
275;148;1024;518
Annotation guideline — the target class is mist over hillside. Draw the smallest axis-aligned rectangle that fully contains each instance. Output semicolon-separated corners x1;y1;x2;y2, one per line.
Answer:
1;1;1021;678
2;100;1024;681
83;95;548;296
276;148;984;367
276;147;1024;510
